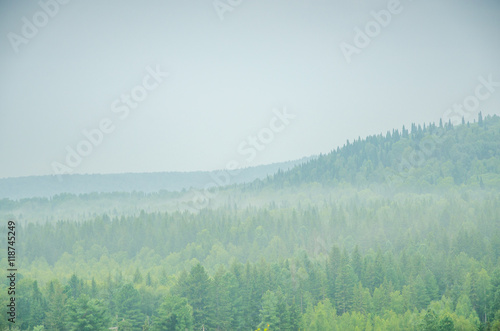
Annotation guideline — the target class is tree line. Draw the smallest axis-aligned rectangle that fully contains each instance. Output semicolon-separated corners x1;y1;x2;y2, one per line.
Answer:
1;189;500;330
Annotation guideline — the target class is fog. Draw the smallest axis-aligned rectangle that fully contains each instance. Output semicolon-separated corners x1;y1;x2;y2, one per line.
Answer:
1;0;499;178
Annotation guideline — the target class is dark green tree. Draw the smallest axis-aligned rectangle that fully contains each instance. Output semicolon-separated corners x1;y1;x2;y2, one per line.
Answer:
116;283;144;329
211;266;233;330
259;290;280;330
335;251;357;314
44;281;67;331
152;295;193;331
29;281;46;329
423;309;438;331
66;295;110;331
176;263;214;330
438;314;454;331
133;268;143;284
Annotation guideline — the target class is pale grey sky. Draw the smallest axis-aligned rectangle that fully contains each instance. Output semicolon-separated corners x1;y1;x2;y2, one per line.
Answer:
1;0;499;178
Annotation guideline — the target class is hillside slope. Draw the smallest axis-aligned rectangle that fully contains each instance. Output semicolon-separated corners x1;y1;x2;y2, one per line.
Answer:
0;157;311;199
265;114;500;189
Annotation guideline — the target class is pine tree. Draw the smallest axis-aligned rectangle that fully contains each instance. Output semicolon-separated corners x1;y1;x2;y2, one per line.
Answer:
438;314;455;331
303;298;336;330
351;246;362;280
117;318;133;331
352;282;371;314
152;295;193;331
259;290;280;330
44;281;67;331
133;268;143;284
286;299;301;331
211;266;233;330
103;274;118;318
422;309;438;331
413;276;430;310
29;281;46;329
177;263;214;330
116;283;144;329
66;295;110;331
373;250;385;289
424;270;440;302
327;245;341;301
91;278;98;298
66;274;80;300
335;251;357;314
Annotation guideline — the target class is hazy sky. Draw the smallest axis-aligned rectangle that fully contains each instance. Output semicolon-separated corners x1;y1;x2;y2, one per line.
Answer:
1;0;499;178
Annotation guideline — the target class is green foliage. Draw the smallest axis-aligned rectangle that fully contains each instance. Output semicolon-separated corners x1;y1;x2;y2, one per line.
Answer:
174;263;214;330
2;187;499;330
65;295;110;331
259;290;280;330
116;283;144;329
152;295;193;331
1;115;499;330
334;251;357;314
266;114;500;188
44;281;67;331
301;298;336;330
439;314;455;331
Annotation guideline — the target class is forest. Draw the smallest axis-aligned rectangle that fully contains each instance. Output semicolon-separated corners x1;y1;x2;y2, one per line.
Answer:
1;115;500;330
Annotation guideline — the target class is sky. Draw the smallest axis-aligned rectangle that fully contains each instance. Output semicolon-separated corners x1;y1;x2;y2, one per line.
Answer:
1;0;499;179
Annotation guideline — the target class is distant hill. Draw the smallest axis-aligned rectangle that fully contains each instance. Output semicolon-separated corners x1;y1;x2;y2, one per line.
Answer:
2;114;499;222
264;113;500;189
0;157;312;199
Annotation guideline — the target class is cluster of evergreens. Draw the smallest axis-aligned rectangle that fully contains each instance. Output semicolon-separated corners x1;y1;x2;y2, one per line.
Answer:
264;114;500;189
1;114;499;330
1;189;500;330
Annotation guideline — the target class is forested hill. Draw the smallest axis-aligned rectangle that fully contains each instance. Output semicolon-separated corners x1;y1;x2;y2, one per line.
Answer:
266;113;500;189
0;157;310;200
2;115;500;330
2;115;499;221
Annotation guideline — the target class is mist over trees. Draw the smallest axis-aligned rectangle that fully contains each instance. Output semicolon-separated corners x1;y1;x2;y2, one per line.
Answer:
1;115;500;330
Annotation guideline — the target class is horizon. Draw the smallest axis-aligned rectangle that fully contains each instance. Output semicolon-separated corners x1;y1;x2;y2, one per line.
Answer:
1;0;500;178
0;112;494;182
0;111;496;180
